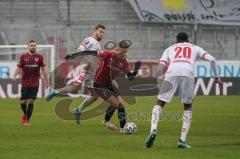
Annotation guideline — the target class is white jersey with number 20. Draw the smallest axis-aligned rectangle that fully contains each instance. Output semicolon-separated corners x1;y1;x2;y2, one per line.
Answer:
160;42;209;79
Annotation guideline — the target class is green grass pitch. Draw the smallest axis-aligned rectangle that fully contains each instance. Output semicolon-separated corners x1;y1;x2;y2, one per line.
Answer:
0;96;239;159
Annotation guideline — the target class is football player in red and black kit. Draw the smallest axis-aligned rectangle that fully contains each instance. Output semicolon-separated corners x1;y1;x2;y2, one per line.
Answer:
13;40;49;126
92;40;141;132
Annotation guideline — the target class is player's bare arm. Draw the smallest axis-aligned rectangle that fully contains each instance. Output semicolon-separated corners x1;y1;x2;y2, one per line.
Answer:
203;53;223;89
12;66;21;81
41;66;49;89
156;63;167;80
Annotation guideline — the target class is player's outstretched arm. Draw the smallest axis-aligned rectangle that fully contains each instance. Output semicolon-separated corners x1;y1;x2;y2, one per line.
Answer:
126;59;142;80
64;50;98;61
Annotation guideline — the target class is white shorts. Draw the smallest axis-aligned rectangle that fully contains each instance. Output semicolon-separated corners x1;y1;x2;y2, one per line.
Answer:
158;76;194;104
73;55;99;88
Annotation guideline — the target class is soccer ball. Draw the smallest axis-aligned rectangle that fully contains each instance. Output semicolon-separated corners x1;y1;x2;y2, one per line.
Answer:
123;122;137;134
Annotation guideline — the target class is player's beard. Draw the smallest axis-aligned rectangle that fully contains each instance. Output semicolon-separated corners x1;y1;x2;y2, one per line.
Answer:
30;49;36;54
96;36;102;41
116;54;125;59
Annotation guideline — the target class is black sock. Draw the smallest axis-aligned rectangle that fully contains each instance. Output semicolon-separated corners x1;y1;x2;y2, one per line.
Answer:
20;103;27;115
118;104;126;128
104;105;116;122
26;104;34;120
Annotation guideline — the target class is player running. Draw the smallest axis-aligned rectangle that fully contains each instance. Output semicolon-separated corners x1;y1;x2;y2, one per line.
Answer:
45;24;105;103
13;40;49;126
75;40;141;132
145;32;223;148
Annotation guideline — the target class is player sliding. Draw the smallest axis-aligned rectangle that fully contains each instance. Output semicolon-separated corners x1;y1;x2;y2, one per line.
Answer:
145;32;223;148
92;40;141;132
45;24;105;104
13;40;49;126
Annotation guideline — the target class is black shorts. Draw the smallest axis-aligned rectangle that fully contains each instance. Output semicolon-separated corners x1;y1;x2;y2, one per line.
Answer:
20;87;39;100
93;83;120;100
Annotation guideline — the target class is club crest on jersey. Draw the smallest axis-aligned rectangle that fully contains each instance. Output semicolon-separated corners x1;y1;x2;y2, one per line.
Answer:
35;58;39;62
83;39;89;45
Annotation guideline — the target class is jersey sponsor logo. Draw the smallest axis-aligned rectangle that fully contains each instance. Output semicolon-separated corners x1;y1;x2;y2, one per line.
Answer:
172;59;192;65
109;65;121;71
109;60;123;71
25;64;38;68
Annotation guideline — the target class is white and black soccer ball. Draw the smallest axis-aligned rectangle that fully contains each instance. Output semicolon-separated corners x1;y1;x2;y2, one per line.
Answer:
124;122;137;134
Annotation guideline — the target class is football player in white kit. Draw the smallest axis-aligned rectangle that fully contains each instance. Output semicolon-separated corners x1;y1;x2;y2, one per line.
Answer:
145;32;223;148
45;24;105;101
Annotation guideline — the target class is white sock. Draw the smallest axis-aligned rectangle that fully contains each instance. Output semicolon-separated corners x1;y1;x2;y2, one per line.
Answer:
150;105;162;132
180;110;192;142
77;96;98;112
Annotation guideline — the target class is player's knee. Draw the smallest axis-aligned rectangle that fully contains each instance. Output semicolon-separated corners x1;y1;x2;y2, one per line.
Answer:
111;100;120;107
28;99;34;104
184;103;192;110
156;100;166;108
113;102;120;107
72;83;81;93
118;103;124;108
21;100;27;105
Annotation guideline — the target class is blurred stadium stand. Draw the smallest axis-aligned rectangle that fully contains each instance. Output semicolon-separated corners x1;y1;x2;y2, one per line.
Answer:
0;0;239;63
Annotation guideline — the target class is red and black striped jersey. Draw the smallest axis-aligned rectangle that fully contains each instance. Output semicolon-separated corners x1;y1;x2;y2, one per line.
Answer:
17;52;45;87
94;51;130;85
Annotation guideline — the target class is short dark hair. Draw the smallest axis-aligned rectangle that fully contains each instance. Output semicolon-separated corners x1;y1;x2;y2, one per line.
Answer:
94;24;106;30
176;32;189;43
118;40;130;49
28;40;37;44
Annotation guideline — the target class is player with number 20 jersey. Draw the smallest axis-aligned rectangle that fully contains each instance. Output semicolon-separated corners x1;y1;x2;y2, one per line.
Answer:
145;32;223;149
